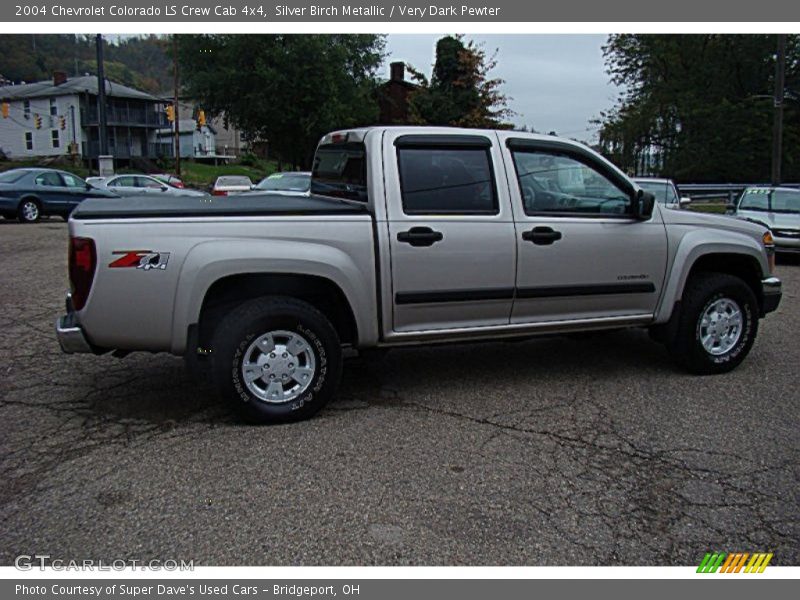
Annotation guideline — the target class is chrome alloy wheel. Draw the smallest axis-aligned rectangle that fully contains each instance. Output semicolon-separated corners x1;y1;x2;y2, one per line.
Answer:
241;330;316;403
698;297;743;356
21;201;39;221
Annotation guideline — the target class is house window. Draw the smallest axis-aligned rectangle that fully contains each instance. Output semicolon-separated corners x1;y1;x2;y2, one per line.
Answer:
49;98;57;116
51;129;60;149
23;100;30;119
24;132;33;151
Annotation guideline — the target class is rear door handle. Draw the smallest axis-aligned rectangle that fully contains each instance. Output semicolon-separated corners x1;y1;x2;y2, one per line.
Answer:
397;227;444;247
522;226;562;245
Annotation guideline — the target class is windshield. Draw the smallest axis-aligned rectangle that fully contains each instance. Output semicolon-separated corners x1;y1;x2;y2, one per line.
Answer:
738;188;800;212
0;170;27;184
772;190;800;213
635;181;676;204
256;173;311;192
311;142;368;202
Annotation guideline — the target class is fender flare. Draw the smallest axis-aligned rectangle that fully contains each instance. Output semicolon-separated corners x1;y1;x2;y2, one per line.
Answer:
169;238;377;354
654;230;767;324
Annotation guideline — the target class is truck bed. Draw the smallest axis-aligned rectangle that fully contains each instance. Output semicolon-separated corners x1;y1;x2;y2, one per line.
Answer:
72;192;368;220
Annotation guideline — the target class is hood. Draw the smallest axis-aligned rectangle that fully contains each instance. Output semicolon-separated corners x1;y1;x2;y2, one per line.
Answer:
660;206;768;245
736;209;800;231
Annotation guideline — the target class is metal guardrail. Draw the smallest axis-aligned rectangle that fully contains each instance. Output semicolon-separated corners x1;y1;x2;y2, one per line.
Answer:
676;183;800;204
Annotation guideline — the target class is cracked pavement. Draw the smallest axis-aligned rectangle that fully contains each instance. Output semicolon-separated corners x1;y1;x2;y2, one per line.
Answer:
0;219;798;566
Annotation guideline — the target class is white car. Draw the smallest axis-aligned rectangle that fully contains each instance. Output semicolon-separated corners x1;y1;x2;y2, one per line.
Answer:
88;174;205;198
633;177;691;210
212;175;253;196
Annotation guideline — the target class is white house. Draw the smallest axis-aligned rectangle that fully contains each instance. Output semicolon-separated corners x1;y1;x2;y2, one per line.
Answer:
0;72;172;162
156;118;217;159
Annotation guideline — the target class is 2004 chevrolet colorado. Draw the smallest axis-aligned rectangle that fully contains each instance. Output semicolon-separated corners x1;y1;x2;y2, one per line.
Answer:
56;127;783;423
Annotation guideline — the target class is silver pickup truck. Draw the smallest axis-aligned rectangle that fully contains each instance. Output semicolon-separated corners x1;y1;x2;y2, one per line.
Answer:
56;127;782;424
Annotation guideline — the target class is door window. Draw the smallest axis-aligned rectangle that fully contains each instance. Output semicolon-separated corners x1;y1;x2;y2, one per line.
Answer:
108;176;136;187
135;176;164;189
511;150;630;216
61;173;85;188
397;146;497;215
35;172;64;187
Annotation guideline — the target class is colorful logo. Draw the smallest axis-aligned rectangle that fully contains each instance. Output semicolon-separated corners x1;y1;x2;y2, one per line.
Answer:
697;552;773;573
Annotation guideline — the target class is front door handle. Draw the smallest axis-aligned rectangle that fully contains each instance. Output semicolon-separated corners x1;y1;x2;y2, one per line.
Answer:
397;227;444;247
522;226;562;245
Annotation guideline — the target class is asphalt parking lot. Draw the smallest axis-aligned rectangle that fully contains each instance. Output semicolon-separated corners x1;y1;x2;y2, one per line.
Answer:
0;219;798;566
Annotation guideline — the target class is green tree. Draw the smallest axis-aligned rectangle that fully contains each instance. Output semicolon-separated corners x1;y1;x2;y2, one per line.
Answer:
408;35;513;128
596;34;800;182
178;34;385;168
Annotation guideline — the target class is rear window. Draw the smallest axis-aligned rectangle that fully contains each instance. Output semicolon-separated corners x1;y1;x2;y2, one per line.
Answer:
0;170;26;184
398;146;497;214
216;176;252;187
311;142;368;202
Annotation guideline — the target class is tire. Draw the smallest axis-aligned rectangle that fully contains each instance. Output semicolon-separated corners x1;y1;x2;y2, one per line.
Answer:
18;198;41;223
667;272;758;374
210;296;342;424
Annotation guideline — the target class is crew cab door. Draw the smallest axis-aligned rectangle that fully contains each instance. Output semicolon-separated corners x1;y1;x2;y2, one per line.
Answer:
502;137;668;324
384;132;516;332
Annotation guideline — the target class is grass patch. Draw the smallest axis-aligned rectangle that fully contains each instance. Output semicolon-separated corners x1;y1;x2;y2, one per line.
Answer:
688;202;728;214
178;160;277;190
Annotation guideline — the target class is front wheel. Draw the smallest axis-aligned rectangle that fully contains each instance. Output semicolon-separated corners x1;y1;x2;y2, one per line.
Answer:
210;296;342;424
667;273;758;374
18;198;41;223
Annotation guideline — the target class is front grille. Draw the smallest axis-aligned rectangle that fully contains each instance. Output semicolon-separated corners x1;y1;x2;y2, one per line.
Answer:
772;229;800;238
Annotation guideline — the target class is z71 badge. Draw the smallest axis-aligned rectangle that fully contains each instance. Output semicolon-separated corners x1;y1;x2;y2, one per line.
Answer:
109;250;170;271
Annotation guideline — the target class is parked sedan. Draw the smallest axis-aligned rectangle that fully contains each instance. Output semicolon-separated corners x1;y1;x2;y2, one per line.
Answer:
88;174;206;198
212;175;253;196
250;171;311;196
733;187;800;254
0;168;116;223
633;177;691;210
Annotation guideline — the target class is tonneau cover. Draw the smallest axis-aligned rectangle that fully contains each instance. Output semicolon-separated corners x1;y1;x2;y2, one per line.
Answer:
71;193;368;219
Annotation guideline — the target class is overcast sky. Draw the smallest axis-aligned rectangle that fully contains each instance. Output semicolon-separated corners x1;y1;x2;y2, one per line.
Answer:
384;34;620;142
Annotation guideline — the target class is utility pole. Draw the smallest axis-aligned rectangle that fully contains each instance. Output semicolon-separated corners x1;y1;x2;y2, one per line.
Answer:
771;34;786;186
173;35;181;176
96;34;108;156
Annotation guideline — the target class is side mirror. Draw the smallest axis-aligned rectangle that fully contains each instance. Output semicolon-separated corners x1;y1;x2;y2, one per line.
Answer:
725;203;736;215
161;185;169;192
679;196;692;208
633;189;655;220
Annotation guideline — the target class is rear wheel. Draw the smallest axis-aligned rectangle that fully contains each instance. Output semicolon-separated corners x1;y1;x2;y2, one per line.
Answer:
18;198;41;223
210;296;342;424
667;273;758;374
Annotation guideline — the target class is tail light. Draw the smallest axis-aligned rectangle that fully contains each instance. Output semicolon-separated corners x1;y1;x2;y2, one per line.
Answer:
212;189;227;196
69;237;96;311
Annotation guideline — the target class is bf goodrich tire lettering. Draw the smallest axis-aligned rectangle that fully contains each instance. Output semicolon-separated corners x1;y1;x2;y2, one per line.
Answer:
210;296;342;424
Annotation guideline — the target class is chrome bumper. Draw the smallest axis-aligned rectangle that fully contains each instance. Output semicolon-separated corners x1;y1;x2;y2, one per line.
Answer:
55;312;93;353
761;276;782;315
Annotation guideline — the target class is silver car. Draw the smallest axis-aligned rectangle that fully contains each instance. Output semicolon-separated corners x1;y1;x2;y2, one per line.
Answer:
633;177;691;210
88;174;206;198
734;187;800;254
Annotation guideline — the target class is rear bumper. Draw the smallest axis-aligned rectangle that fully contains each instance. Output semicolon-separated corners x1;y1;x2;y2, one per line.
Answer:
55;294;94;353
761;276;782;315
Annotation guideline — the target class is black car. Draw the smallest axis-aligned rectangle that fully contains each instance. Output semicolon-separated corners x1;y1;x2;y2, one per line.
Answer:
0;168;116;223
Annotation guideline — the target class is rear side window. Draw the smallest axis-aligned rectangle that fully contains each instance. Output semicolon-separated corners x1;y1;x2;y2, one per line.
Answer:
35;172;64;187
311;142;368;202
397;147;497;214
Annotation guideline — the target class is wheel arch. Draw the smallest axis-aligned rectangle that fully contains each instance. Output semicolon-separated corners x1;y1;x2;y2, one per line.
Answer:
655;236;767;324
190;272;360;355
